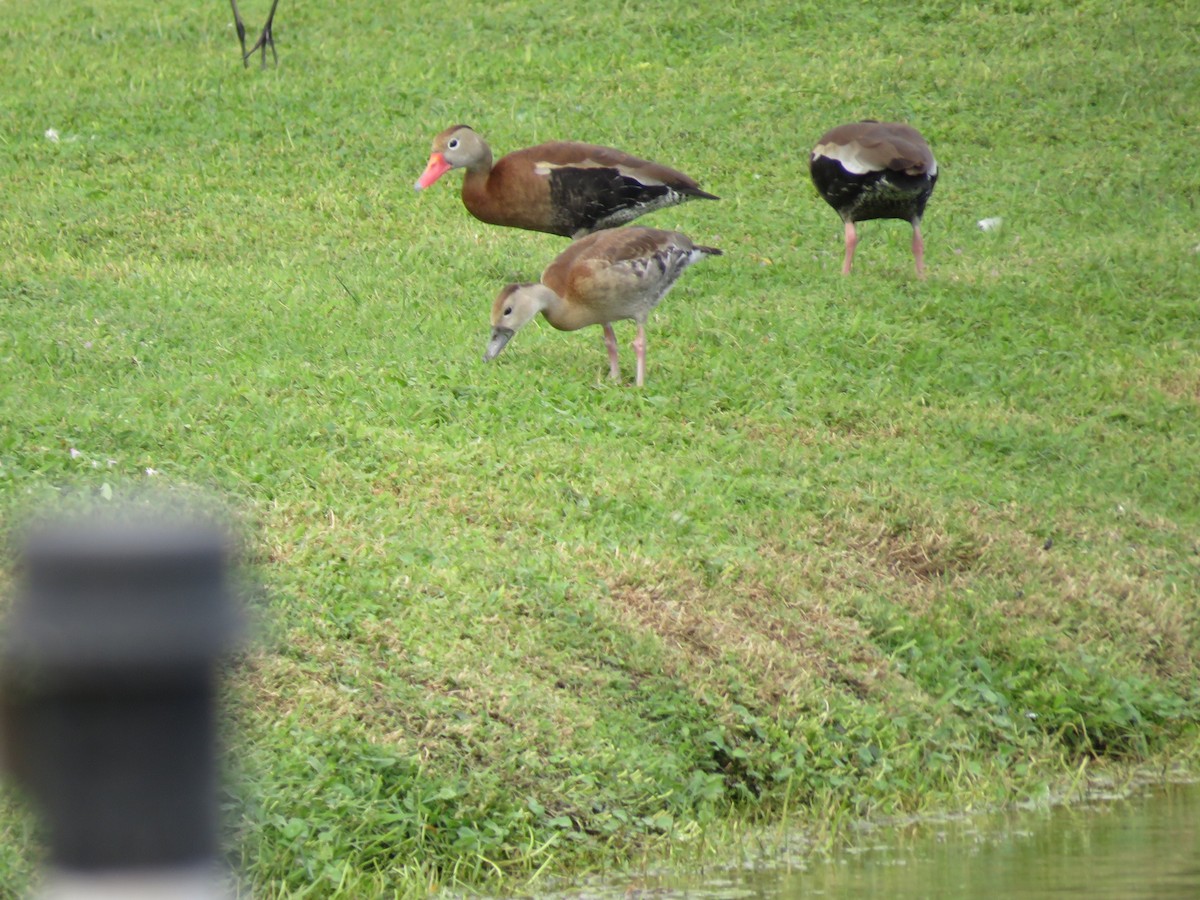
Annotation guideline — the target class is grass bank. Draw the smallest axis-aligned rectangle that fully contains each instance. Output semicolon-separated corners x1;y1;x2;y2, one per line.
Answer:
1;0;1198;895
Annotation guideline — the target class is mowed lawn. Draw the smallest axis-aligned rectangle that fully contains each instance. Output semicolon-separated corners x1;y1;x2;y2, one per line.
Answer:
1;0;1198;895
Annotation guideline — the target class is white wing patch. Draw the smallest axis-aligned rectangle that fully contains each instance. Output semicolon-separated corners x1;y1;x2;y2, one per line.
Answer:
533;160;669;189
616;166;665;187
533;159;617;176
812;140;883;176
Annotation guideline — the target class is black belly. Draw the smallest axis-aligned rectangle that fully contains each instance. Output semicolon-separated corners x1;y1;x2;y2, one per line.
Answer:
810;157;936;224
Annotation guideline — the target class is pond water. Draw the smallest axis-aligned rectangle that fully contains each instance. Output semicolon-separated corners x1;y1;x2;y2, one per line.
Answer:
549;781;1200;898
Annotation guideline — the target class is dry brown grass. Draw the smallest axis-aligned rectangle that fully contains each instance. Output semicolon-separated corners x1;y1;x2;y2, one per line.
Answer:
596;550;899;716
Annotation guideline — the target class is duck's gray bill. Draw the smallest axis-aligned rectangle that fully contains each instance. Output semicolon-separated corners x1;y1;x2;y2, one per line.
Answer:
484;327;514;362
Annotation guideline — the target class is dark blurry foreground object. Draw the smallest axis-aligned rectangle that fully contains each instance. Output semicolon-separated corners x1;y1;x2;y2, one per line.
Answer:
0;514;243;898
809;121;938;276
229;0;280;67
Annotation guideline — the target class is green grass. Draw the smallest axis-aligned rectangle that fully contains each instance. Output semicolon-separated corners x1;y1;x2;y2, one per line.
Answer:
2;0;1199;895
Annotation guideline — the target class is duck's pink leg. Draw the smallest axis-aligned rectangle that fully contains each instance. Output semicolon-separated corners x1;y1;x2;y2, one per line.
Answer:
632;323;647;388
602;324;621;381
842;220;858;275
912;222;926;278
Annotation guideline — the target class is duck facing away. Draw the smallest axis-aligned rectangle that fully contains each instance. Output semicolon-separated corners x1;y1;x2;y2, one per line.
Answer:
484;227;722;386
809;121;938;276
416;125;719;239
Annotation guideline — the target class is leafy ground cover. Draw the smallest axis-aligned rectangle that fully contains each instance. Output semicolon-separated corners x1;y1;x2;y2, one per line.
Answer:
1;0;1198;895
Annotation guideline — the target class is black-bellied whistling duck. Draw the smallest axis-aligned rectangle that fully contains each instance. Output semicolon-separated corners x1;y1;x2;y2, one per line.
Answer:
483;227;722;387
809;121;938;276
415;126;719;239
229;0;280;67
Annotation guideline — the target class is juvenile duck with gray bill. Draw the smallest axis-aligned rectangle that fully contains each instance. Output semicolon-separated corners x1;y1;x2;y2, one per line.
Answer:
484;227;722;386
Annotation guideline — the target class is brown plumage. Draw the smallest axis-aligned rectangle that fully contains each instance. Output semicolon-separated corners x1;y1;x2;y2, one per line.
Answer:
809;121;938;276
483;227;722;386
416;125;719;239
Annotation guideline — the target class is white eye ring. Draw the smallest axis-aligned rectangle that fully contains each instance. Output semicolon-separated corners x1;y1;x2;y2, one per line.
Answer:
448;138;460;150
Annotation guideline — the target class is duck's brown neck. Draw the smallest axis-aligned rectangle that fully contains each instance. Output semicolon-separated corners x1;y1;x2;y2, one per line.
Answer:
537;285;598;332
461;166;490;200
460;160;502;225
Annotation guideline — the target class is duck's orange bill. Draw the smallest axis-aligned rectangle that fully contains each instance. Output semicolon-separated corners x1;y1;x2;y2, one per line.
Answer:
414;152;452;190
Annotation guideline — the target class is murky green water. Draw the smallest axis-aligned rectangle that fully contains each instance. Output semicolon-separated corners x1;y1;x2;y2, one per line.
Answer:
550;782;1200;898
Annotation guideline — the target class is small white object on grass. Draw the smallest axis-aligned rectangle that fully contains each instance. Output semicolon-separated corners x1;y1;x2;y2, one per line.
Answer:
977;216;1002;232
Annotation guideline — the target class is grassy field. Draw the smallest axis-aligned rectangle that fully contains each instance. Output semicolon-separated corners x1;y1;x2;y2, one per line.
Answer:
1;0;1198;895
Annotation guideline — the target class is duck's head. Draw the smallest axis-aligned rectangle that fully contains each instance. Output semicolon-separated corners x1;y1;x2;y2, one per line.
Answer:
484;283;555;361
415;125;491;190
